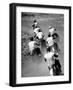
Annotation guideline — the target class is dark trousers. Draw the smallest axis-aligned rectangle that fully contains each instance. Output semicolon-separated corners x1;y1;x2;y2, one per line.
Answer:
53;59;62;75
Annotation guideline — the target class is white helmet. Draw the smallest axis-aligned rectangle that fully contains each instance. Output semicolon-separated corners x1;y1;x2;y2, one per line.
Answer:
48;26;52;29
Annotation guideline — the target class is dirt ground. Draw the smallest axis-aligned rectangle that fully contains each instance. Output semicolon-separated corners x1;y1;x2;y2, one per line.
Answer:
21;13;64;77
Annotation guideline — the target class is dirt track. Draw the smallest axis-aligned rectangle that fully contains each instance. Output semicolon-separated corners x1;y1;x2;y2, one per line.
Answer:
21;13;64;77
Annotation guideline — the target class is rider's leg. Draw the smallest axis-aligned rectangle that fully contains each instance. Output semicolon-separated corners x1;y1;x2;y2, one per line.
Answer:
50;68;53;76
44;58;47;62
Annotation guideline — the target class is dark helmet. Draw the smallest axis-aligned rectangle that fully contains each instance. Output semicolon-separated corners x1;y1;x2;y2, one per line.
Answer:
48;33;51;37
34;19;37;23
30;37;33;41
38;29;41;32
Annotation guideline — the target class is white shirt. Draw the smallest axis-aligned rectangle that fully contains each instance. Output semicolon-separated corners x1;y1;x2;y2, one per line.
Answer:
34;27;40;35
46;37;54;46
44;52;54;66
34;22;38;27
36;32;43;39
28;41;36;51
49;28;55;35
